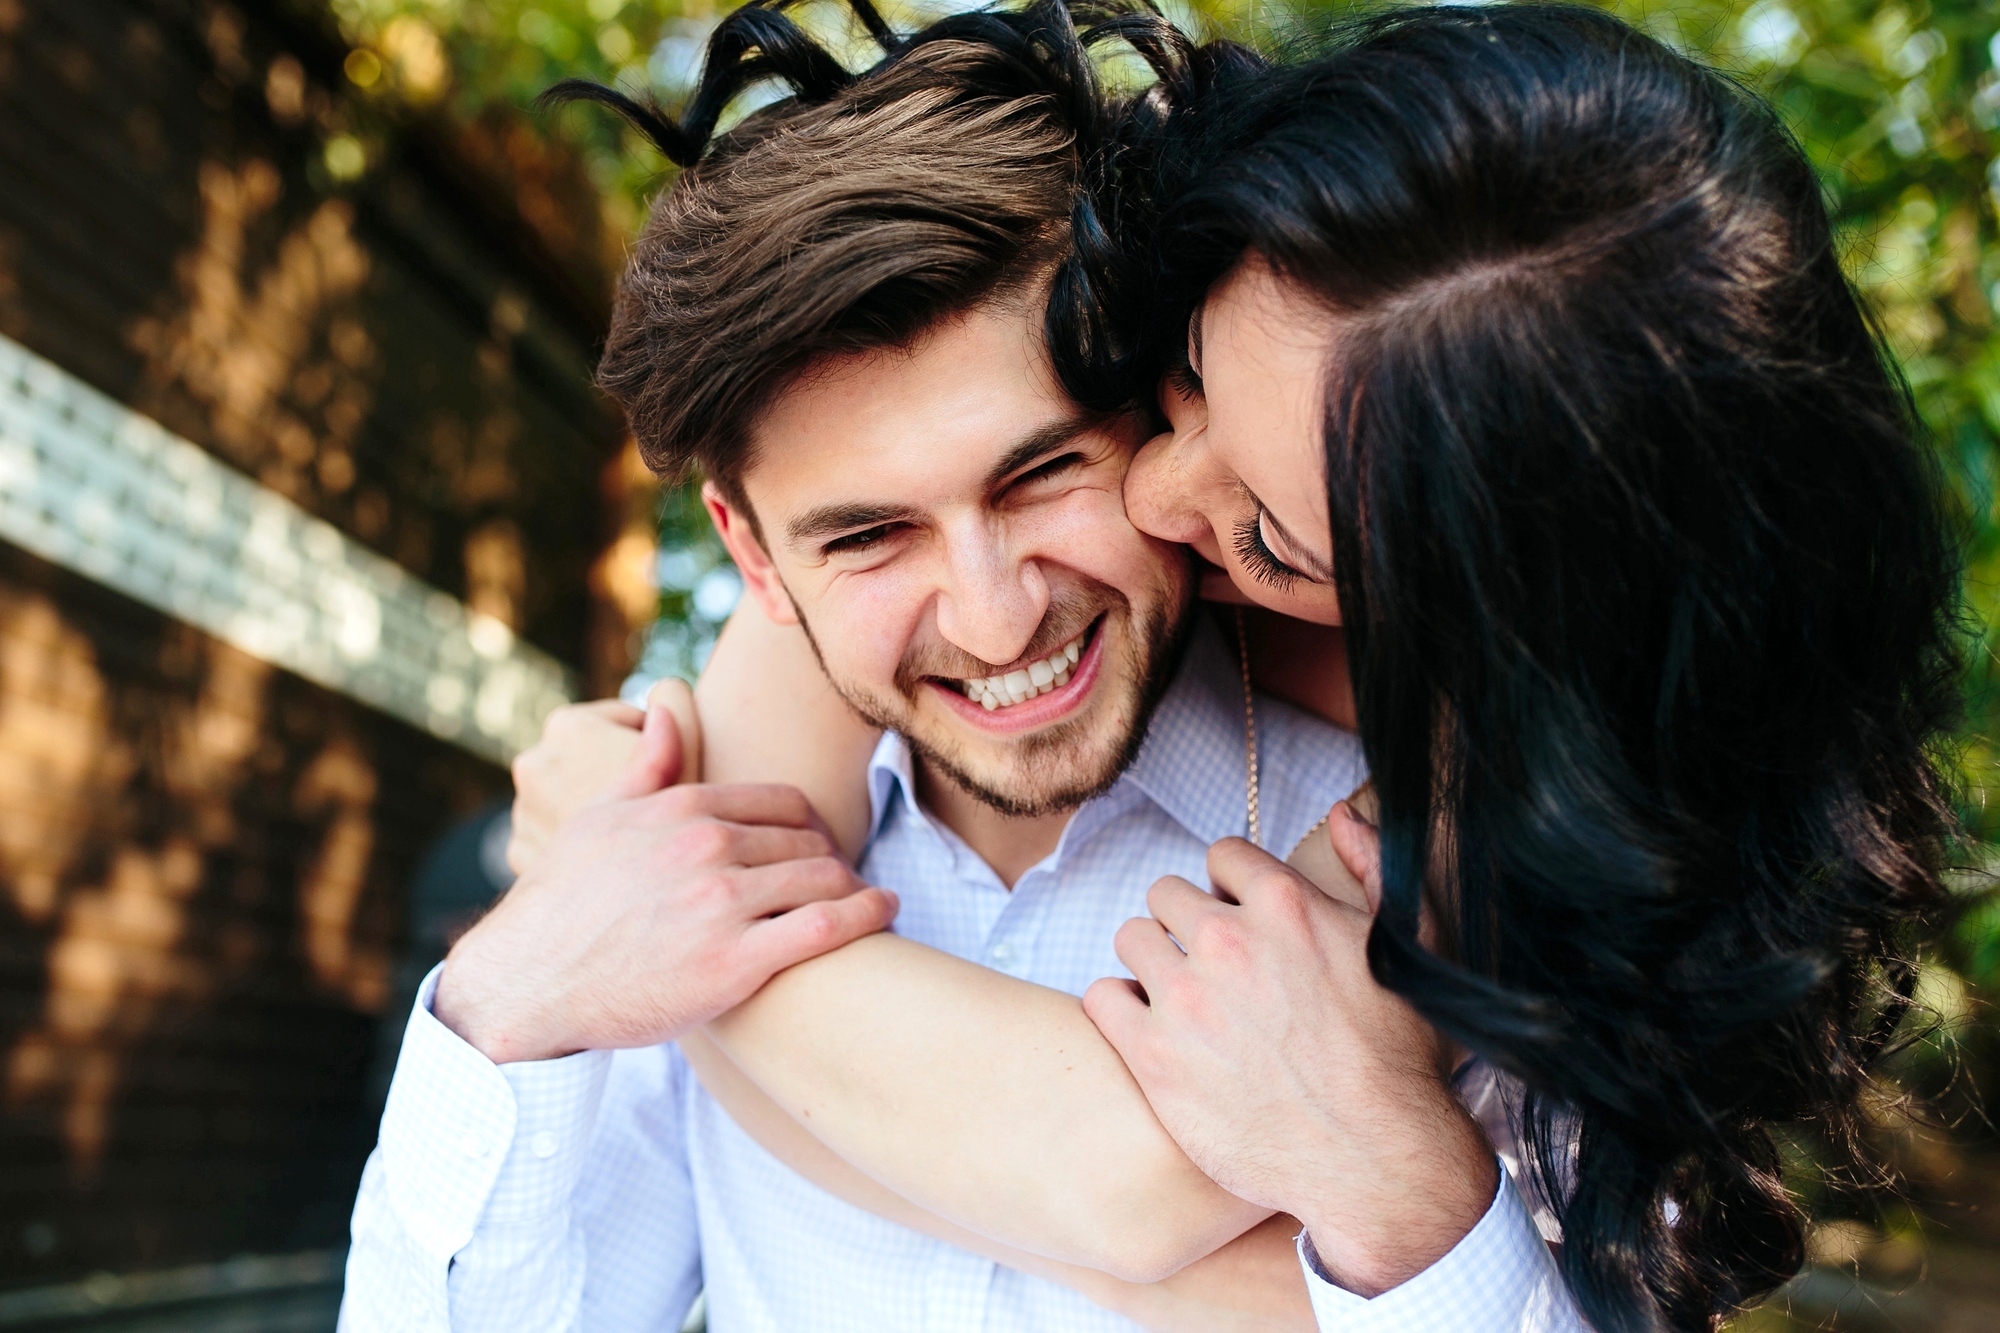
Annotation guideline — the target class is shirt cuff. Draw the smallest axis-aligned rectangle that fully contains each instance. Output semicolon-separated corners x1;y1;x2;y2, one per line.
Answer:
1296;1162;1585;1332
376;964;612;1256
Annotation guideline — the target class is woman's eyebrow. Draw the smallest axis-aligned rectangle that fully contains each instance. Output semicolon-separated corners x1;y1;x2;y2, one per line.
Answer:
1255;497;1338;582
1189;303;1205;375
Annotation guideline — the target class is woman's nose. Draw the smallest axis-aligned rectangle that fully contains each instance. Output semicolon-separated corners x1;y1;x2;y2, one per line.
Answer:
1125;426;1213;546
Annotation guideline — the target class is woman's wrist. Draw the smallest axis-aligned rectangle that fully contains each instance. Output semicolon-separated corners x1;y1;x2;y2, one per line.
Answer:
1294;1110;1498;1297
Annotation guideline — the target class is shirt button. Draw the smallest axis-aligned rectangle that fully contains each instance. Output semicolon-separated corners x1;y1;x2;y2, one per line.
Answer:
457;1132;488;1159
989;942;1018;969
529;1131;560;1160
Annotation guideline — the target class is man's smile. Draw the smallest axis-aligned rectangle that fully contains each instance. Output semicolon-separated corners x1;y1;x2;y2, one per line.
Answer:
924;615;1109;734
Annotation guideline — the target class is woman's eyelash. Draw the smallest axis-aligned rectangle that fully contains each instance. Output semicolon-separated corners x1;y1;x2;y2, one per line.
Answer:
1167;362;1203;397
1232;511;1303;589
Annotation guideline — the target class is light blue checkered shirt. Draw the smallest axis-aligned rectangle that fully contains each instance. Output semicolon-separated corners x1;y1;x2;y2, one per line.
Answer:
341;620;1584;1332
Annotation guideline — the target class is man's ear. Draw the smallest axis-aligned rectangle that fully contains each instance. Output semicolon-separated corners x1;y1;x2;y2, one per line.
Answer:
703;481;799;626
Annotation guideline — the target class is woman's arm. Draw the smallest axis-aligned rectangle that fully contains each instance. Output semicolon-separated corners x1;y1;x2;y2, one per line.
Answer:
705;932;1266;1281
506;596;1363;1281
693;597;1279;1280
677;1029;1313;1331
693;597;881;859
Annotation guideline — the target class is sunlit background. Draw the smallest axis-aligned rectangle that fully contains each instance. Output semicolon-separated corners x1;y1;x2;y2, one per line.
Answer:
0;1;1995;1329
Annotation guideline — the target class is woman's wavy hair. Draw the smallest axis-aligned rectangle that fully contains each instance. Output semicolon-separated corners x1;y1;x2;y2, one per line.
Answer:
542;0;1182;509
1068;6;1963;1330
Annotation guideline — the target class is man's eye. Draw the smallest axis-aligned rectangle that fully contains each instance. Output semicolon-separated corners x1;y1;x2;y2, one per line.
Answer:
1015;453;1086;487
824;524;901;555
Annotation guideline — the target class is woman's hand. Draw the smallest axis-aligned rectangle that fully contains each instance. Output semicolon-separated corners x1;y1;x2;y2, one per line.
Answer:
1083;803;1496;1297
507;681;701;874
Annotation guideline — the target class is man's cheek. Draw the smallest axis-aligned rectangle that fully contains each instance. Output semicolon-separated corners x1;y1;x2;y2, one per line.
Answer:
1026;498;1162;590
810;578;926;690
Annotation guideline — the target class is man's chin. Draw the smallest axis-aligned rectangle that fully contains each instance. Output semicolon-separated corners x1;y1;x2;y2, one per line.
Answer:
905;724;1135;819
821;589;1192;820
895;638;1171;817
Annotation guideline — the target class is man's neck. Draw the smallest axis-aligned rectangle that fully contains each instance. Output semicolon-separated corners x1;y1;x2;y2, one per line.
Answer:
912;760;1074;889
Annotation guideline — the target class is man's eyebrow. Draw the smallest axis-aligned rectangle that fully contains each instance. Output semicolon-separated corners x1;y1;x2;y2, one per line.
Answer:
1254;495;1338;582
981;413;1104;491
785;501;921;546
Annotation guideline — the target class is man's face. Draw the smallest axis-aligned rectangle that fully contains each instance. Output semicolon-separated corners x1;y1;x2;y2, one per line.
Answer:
711;297;1193;817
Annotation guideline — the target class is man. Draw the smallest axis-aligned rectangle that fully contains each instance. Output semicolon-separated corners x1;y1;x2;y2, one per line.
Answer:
340;4;1539;1329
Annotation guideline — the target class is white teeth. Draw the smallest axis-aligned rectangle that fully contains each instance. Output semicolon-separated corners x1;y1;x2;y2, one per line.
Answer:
956;632;1087;709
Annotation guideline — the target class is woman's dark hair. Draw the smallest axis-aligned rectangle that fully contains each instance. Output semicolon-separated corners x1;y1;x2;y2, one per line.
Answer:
1068;5;1962;1330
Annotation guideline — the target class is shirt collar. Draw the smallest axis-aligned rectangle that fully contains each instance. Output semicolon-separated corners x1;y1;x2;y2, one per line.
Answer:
864;615;1252;850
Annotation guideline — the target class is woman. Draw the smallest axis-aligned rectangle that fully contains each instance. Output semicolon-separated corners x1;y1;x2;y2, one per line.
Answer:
517;6;1961;1330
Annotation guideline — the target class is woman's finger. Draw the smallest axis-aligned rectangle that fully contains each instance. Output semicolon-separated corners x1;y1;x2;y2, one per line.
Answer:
1326;800;1384;914
601;696;684;802
1285;811;1372;912
1112;914;1189;987
1206;837;1305;910
647;678;702;783
1144;874;1223;937
703;822;838;869
730;855;868;917
1081;976;1150;1053
741;887;900;977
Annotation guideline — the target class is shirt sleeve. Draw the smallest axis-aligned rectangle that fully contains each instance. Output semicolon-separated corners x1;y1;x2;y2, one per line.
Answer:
1295;1162;1588;1332
339;965;701;1332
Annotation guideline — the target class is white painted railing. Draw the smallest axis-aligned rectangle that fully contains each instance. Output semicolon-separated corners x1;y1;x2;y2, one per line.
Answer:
0;333;574;764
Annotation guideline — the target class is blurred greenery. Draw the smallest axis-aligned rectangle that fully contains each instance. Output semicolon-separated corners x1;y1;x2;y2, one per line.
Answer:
327;0;2000;880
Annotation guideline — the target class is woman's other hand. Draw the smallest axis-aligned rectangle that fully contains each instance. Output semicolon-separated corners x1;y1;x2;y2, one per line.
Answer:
507;680;702;874
1083;803;1496;1298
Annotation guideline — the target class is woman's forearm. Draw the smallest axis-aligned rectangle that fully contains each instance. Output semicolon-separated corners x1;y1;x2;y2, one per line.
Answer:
705;933;1268;1281
693;598;1266;1273
694;596;880;858
678;1030;1312;1330
697;817;1373;1278
689;596;1362;1279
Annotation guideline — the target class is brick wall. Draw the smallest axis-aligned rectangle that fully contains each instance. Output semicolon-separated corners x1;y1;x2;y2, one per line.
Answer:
0;0;625;1287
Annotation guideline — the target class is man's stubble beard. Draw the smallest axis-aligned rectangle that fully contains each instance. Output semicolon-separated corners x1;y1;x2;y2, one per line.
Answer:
788;576;1195;819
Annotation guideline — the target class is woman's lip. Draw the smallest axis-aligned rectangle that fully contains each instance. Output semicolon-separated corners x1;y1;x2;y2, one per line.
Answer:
924;620;1109;735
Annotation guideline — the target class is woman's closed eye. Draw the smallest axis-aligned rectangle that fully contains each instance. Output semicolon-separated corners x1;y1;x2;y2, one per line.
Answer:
1167;361;1204;399
1232;508;1305;589
1232;504;1328;588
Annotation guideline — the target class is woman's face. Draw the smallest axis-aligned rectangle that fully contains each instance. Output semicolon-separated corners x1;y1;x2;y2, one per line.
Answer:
1125;258;1344;626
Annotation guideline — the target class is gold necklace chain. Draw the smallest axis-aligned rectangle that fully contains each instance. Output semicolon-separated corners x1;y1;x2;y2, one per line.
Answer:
1236;605;1261;848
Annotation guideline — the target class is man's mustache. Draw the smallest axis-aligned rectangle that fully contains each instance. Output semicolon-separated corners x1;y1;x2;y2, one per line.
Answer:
893;592;1117;689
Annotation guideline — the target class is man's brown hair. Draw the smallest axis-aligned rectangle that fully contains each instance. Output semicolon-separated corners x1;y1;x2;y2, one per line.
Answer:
552;0;1147;509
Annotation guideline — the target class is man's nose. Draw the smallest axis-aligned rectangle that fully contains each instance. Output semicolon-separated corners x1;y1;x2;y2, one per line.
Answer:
932;533;1050;669
1125;427;1212;546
